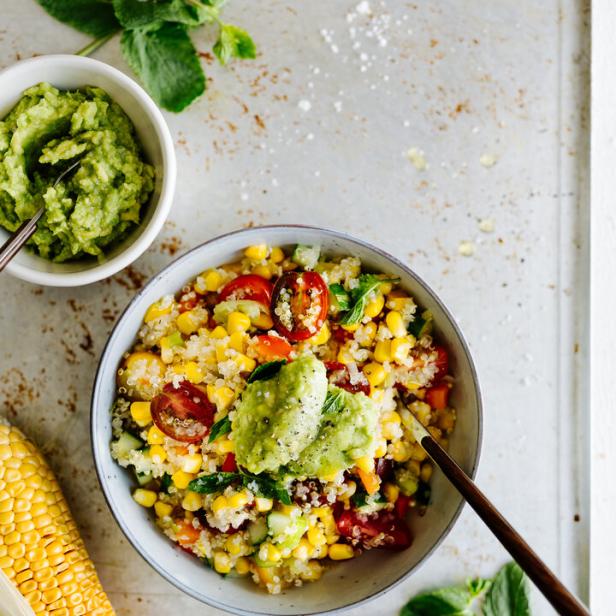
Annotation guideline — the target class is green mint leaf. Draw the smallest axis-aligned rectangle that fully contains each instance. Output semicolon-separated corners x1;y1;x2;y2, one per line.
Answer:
467;578;491;596
160;472;173;493
241;473;292;505
340;274;399;325
36;0;120;37
401;586;477;616
322;388;345;414
213;23;256;64
208;415;232;443
329;283;351;311
188;471;240;493
121;22;205;112
408;310;433;338
112;0;218;29
482;562;531;616
247;360;286;384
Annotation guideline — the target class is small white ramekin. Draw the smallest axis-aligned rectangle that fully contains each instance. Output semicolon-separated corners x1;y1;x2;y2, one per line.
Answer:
0;55;176;287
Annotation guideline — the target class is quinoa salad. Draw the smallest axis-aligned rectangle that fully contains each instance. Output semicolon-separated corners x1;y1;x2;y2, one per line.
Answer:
110;243;456;594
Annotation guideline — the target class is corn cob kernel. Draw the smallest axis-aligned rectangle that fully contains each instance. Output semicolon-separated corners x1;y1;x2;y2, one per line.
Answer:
129;402;151;428
213;551;231;574
154;501;173;518
171;471;194;490
328;544;354;560
244;244;268;261
364;293;384;318
133;489;157;508
227;312;251;334
235;556;251;575
195;270;223;294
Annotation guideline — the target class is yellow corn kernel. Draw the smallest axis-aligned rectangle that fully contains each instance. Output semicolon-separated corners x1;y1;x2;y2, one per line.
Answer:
379;281;394;295
374;439;388;457
228;331;247;353
383;482;400;503
228;490;250;509
184;361;204;384
181;454;203;474
255;497;273;512
228;311;251;334
149;445;167;464
385;311;407;338
407;460;421;476
420;463;433;482
307;526;327;547
213;551;232;574
212;495;228;514
252;264;272;279
207;385;236;412
252;311;274;330
234;353;256;373
177;311;200;336
439;411;456;432
210;325;228;339
147;425;166;445
387;295;411;312
195;269;223;294
358;321;377;347
181;491;202;512
130;401;152;427
245;244;268;261
308;321;331;345
391;441;413;463
364;293;385;318
269;246;285;263
391;337;412;363
328;543;354;560
144;300;173;322
354;456;374;474
255;565;277;585
133;489;157;508
337;344;354;365
225;534;245;555
409;401;432;426
300;560;323;581
278;504;301;516
171;470;194;490
373;340;392;363
363;362;386;387
340;323;359;333
212;437;235;454
259;542;282;563
292;538;312;561
154;501;173;518
215;342;229;363
235;556;251;575
410;443;428;462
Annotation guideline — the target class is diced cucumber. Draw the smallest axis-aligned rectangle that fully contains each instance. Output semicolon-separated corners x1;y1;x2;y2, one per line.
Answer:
213;299;262;324
135;471;153;486
247;517;268;545
292;244;320;270
267;512;308;549
395;468;419;497
114;431;143;457
408;310;433;338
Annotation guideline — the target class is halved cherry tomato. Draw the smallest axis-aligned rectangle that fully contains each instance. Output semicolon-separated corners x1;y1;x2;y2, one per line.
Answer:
324;361;370;396
432;345;449;382
178;293;202;313
254;334;293;360
395;494;411;519
221;452;238;473
176;520;201;547
425;382;450;410
271;272;329;341
151;381;215;443
335;507;412;551
219;274;274;306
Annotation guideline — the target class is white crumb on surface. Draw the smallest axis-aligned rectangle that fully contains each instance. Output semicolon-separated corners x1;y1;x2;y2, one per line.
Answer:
478;218;495;233
406;147;427;170
480;153;497;167
298;99;312;112
458;241;476;257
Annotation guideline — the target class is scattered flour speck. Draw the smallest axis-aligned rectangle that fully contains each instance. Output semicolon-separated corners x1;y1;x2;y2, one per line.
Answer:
298;100;312;112
406;147;427;171
458;241;476;257
480;153;497;167
478;218;495;233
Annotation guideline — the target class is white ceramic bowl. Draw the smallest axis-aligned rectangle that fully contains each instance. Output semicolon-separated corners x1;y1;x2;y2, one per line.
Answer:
91;226;482;615
0;55;176;287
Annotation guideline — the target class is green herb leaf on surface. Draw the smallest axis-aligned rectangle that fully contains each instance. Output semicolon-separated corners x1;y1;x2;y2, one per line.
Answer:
400;585;479;616
329;283;351;311
112;0;218;29
340;274;399;325
213;23;256;64
483;562;531;616
36;0;120;37
322;388;345;414
188;471;240;493
247;360;286;384
241;472;292;505
208;415;232;443
121;22;206;112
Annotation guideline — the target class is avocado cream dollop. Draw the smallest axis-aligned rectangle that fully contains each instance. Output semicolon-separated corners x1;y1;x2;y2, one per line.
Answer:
0;82;154;262
233;355;379;478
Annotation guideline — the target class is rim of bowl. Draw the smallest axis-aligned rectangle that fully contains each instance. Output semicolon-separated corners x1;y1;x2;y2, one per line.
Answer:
91;224;483;615
0;54;176;287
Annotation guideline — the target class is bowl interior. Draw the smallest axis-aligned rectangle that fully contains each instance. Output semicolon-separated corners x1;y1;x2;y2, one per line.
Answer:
0;56;166;279
92;226;482;616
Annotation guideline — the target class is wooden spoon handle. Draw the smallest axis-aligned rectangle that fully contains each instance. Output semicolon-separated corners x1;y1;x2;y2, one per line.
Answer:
417;431;589;615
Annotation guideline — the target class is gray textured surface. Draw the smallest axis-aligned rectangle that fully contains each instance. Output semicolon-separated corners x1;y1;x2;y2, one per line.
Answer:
0;1;589;614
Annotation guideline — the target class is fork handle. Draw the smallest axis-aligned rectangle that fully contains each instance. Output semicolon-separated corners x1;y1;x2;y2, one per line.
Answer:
0;207;44;271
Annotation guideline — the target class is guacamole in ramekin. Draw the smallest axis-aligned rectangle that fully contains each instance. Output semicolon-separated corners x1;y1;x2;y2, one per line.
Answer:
0;82;154;262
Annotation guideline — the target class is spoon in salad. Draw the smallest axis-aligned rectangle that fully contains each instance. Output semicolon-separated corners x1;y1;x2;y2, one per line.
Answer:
0;158;82;272
404;409;589;616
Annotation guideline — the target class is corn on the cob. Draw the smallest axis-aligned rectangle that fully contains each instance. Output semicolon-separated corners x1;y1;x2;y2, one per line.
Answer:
0;419;115;615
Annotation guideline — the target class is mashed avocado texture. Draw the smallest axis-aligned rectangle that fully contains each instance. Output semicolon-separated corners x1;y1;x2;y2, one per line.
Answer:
0;82;154;262
233;355;379;478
